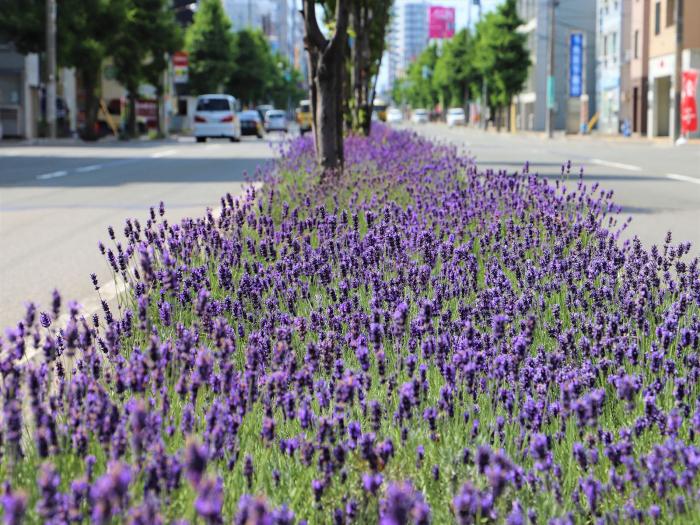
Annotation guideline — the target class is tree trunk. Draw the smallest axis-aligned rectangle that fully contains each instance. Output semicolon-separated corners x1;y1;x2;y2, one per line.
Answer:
82;69;99;141
128;90;138;138
302;0;349;173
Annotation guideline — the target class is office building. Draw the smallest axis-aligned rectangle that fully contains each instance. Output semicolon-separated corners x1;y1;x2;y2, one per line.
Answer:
514;0;597;132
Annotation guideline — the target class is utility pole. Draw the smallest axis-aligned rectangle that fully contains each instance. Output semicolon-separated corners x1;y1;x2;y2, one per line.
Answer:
478;1;487;129
672;0;684;144
545;0;556;138
46;0;57;139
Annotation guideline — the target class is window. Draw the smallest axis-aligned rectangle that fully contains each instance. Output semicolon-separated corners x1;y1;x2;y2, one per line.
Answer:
612;32;617;62
667;0;675;26
654;2;661;34
604;35;608;57
634;30;639;58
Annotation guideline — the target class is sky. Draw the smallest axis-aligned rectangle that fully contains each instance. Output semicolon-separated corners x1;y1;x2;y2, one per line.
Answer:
376;0;504;92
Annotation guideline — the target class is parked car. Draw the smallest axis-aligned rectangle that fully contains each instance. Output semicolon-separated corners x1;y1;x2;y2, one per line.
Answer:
239;110;264;138
446;107;466;127
256;104;274;123
265;109;287;132
411;108;429;124
296;100;312;135
193;94;241;143
386;107;403;124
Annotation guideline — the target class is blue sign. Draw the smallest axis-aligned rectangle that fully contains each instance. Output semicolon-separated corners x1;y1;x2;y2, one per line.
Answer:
569;33;583;98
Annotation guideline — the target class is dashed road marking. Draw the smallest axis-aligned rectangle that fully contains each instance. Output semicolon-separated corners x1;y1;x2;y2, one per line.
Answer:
36;170;68;180
666;173;700;185
590;158;642;171
76;164;102;173
150;149;177;158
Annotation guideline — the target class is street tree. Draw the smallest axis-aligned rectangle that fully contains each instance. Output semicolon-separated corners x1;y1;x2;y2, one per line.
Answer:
302;0;349;172
185;0;235;95
433;29;478;109
112;0;181;137
228;29;276;106
346;0;393;135
0;0;124;140
405;43;440;110
473;0;529;129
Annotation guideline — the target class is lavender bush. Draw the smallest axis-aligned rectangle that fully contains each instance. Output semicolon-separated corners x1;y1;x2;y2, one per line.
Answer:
1;127;699;524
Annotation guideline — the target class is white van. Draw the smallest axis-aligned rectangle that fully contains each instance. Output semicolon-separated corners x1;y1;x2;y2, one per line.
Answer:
193;94;241;143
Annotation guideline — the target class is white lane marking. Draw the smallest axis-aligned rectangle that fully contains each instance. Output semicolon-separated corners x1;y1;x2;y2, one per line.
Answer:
666;173;700;185
590;158;642;171
36;170;68;180
204;144;221;150
76;164;102;173
150;149;177;158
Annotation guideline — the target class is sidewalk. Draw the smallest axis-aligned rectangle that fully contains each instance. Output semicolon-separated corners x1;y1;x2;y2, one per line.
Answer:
469;124;700;146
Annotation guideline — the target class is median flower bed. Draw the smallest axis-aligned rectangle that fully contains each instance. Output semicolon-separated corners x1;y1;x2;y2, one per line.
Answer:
2;127;699;524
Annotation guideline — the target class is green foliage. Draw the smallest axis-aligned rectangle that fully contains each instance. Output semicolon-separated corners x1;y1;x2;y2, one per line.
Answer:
227;29;302;108
185;0;236;95
0;0;45;54
404;43;440;109
472;0;529;110
433;29;478;108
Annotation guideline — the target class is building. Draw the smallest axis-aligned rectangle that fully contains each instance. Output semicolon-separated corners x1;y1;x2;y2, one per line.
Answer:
514;0;597;132
596;0;631;134
224;0;289;56
629;0;650;135
402;2;430;71
647;0;700;138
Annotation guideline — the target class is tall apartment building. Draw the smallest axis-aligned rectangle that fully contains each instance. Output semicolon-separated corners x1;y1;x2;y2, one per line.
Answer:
647;0;700;138
596;0;631;134
629;0;650;134
402;2;430;71
514;0;597;132
224;0;290;57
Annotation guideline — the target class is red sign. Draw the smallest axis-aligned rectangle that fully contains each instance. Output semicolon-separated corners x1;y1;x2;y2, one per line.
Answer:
681;69;698;134
429;6;455;39
173;51;189;84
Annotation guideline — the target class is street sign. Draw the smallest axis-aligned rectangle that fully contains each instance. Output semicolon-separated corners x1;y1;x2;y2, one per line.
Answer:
429;6;455;39
173;51;189;84
681;69;698;134
569;33;583;98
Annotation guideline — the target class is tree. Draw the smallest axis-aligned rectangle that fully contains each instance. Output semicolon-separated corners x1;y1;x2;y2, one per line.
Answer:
404;44;440;109
185;0;235;95
228;29;276;106
433;29;478;109
113;0;181;137
302;0;349;172
0;0;125;140
348;0;392;135
473;0;529;129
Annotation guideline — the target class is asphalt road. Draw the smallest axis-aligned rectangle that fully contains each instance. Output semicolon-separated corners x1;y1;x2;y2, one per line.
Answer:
405;123;700;256
0;135;279;329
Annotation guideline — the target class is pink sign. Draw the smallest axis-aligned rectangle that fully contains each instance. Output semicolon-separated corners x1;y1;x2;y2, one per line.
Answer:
429;6;455;39
681;69;698;134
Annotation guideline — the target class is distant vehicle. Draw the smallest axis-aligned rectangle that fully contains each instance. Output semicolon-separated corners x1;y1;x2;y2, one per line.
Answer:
446;107;466;127
373;98;388;121
256;104;274;122
239;110;264;138
411;108;429;124
296;99;312;135
193;94;241;143
386;107;403;124
265;109;287;132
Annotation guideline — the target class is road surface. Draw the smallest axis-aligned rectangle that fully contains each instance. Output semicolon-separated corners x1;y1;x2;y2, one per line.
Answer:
405;123;700;255
0;135;278;329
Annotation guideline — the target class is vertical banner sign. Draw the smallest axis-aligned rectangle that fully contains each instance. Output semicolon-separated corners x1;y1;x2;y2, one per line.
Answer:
681;69;698;134
173;51;189;84
569;33;583;97
547;76;556;109
429;7;456;39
